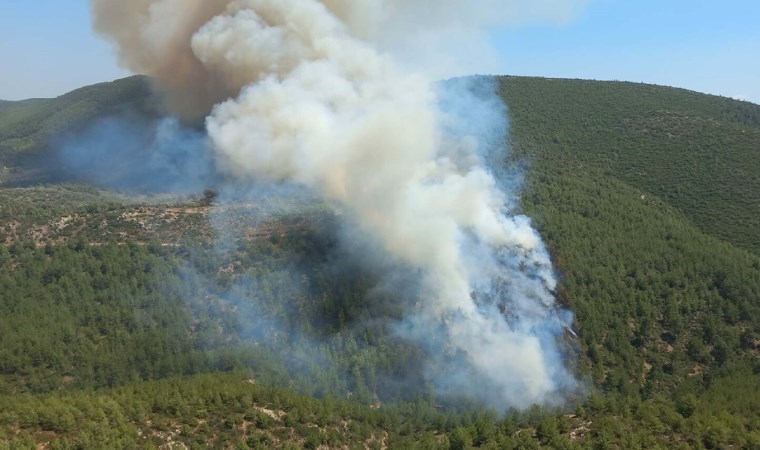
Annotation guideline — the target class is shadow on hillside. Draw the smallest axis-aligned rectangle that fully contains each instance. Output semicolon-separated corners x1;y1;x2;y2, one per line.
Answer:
2;113;216;194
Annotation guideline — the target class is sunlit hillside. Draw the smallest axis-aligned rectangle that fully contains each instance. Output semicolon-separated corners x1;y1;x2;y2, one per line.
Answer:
0;76;758;449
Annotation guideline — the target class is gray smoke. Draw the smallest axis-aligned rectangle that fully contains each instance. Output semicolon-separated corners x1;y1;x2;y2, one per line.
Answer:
91;0;581;409
56;116;214;193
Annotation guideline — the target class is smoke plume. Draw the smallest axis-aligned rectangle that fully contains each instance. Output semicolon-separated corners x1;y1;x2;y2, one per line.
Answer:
56;116;214;193
91;0;580;409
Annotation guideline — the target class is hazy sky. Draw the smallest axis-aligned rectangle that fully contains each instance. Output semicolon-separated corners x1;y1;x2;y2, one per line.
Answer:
1;0;758;103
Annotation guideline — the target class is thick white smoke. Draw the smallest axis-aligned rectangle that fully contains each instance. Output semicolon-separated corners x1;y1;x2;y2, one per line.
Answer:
91;0;580;409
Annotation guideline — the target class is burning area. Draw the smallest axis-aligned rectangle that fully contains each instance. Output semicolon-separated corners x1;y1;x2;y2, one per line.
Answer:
87;0;582;410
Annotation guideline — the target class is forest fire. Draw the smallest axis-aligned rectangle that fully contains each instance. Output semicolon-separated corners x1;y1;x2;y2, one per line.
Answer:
90;0;578;409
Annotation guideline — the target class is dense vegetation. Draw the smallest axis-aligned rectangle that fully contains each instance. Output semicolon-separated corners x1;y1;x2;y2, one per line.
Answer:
1;77;759;448
499;77;760;253
499;76;760;448
0;77;158;158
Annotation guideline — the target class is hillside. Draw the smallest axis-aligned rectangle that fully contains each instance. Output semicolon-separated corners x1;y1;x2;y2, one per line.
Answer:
499;77;760;254
0;76;161;187
0;76;158;157
0;77;759;449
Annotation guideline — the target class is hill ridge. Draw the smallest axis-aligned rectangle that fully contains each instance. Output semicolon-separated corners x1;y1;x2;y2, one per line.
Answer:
0;74;759;449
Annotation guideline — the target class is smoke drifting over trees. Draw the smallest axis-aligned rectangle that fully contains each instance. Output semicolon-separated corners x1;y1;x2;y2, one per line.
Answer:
89;0;581;409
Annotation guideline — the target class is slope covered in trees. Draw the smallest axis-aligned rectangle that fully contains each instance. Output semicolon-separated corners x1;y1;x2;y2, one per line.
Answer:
0;76;158;158
1;77;759;448
499;76;760;253
0;76;161;188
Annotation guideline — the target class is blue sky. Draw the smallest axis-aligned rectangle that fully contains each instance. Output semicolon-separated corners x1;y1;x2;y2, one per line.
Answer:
492;0;760;103
0;1;129;100
1;0;758;103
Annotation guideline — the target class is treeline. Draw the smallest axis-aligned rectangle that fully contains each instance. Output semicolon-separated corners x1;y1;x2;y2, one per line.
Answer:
2;371;759;448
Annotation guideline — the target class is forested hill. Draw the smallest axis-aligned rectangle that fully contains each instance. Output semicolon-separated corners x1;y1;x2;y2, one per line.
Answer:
2;76;758;253
0;77;759;448
0;76;158;160
499;76;760;255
